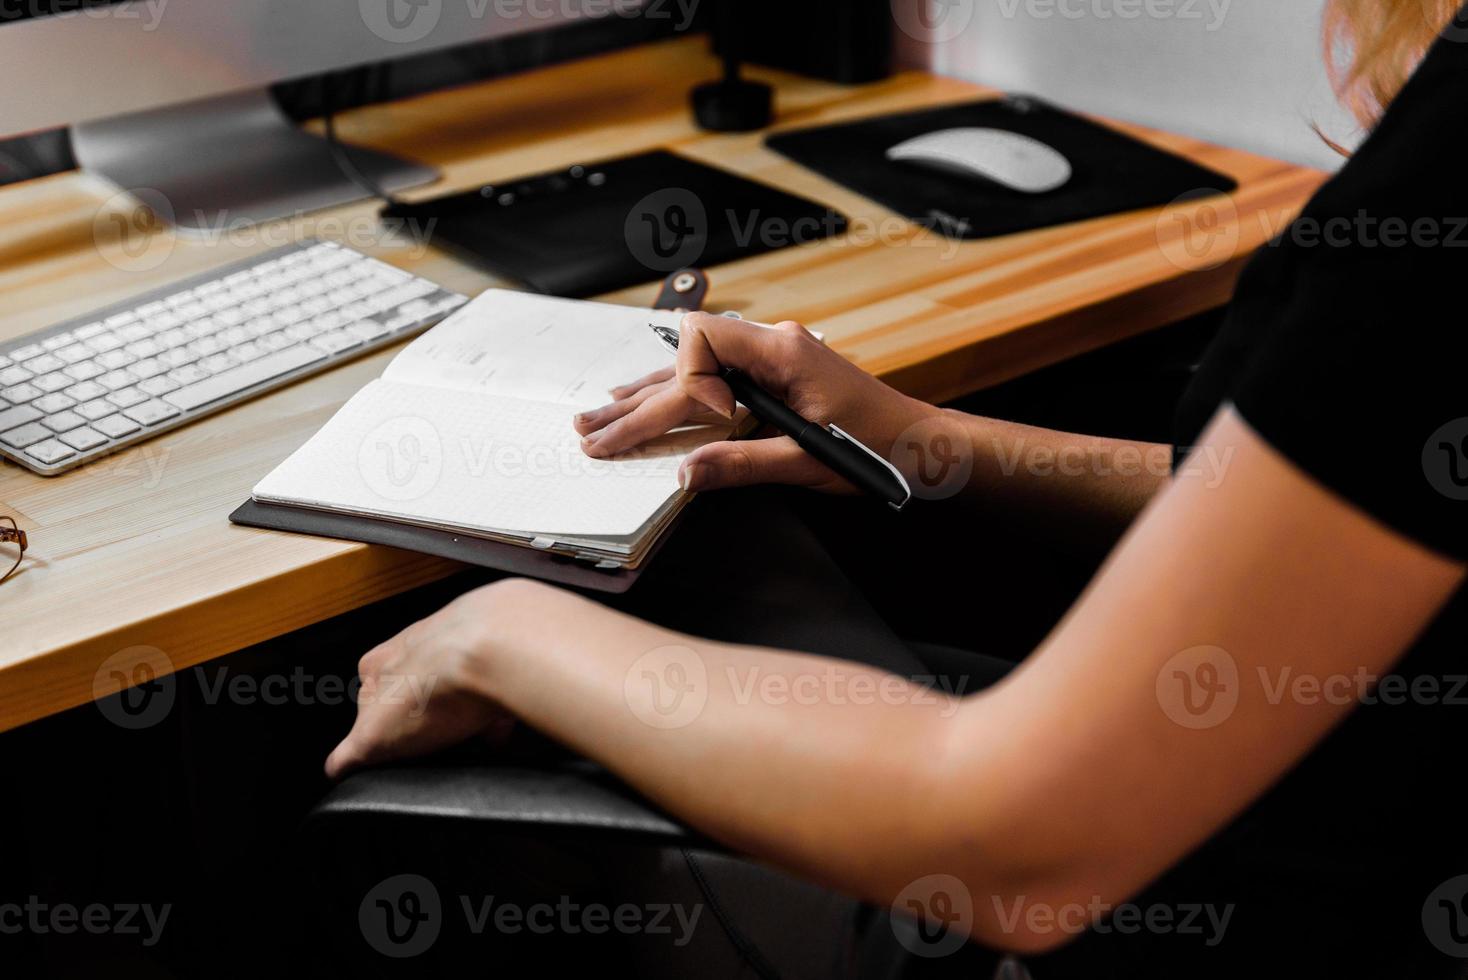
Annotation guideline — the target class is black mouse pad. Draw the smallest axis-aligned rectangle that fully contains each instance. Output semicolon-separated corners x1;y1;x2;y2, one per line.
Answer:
765;96;1238;240
386;150;848;298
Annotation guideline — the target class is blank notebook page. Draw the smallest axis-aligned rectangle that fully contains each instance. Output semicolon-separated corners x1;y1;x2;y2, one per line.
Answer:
252;290;721;540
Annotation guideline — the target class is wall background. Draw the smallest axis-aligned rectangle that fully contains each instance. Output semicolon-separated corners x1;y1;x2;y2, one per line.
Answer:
892;0;1358;170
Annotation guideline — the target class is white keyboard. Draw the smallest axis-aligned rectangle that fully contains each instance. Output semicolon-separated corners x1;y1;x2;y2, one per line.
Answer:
0;240;467;476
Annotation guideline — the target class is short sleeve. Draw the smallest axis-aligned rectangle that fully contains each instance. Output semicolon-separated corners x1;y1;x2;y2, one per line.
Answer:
1218;25;1468;561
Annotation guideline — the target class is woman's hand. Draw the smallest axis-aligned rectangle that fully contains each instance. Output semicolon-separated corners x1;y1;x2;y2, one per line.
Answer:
324;581;531;780
574;313;940;493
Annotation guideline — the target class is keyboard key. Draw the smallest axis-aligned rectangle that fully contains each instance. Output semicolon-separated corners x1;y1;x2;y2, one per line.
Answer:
160;348;195;369
95;349;135;370
98;370;138;391
165;344;327;411
8;343;44;362
93;414;141;439
138;376;179;397
105;311;139;328
125;338;162;359
131;358;167;380
167;364;211;385
60;426;108;452
0;405;42;433
25;439;75;466
121;399;180;426
76;399;115;421
310;331;359;355
65;381;108;402
41;333;74;351
33;393;75;414
34;373;71;393
1;421;52;449
42;410;86;433
85;332;124;354
2;383;41;404
63;362;104;382
107;387;149;409
74;322;107;340
57;343;94;364
0;366;33;386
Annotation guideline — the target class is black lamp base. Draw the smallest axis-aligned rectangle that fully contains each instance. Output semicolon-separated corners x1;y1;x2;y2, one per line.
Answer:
691;78;774;132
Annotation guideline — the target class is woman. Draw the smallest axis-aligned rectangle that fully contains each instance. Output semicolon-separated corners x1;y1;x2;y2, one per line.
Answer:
324;2;1468;974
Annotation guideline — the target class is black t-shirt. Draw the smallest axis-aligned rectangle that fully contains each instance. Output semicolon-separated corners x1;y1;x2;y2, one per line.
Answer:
1035;18;1468;980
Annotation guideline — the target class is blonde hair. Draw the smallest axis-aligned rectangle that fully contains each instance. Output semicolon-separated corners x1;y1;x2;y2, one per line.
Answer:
1324;0;1462;129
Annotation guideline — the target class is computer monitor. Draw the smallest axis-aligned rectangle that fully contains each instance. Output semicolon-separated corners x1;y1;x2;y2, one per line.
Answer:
0;0;638;230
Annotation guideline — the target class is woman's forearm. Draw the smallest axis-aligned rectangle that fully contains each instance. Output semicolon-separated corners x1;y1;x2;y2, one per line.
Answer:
465;580;1031;912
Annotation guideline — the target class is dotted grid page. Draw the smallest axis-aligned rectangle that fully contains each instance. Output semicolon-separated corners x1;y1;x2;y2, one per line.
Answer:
383;288;686;411
253;379;718;539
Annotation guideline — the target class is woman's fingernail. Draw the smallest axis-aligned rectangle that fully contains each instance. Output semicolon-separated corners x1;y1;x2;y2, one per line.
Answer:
680;463;701;491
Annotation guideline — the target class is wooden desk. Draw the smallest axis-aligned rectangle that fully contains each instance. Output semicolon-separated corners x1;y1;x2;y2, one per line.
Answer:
0;37;1324;734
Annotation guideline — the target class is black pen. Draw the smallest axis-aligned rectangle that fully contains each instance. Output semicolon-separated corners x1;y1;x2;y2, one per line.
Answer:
650;323;911;511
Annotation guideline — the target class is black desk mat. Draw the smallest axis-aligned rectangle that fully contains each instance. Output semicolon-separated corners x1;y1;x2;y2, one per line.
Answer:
766;96;1237;240
387;150;848;297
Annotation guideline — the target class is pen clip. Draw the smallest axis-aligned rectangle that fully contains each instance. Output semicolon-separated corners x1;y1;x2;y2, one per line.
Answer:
829;425;912;512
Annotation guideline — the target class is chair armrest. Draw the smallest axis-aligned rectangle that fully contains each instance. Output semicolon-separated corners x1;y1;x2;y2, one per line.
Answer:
305;762;700;849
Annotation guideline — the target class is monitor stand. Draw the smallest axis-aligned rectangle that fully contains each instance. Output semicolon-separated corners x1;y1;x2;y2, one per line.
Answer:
72;90;438;234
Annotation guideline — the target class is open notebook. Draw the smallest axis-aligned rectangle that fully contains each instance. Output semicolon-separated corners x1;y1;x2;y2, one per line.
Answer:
250;289;730;569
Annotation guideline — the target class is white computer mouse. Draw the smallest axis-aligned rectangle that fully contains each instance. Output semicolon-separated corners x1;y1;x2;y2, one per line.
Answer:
885;127;1073;194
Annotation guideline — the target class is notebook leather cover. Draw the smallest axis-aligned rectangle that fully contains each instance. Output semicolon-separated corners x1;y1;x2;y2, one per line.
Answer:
228;497;686;594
